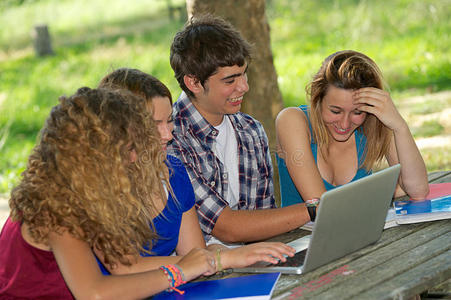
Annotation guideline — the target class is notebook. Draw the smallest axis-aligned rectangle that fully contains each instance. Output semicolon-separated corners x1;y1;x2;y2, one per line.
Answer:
234;164;401;275
152;272;281;300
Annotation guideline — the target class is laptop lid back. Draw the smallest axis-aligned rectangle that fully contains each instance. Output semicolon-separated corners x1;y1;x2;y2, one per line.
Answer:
302;164;401;273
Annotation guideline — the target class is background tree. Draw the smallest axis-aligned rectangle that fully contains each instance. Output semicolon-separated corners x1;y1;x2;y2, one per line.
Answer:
186;0;284;201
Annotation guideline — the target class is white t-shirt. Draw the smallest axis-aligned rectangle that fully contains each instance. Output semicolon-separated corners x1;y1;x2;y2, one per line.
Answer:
213;116;240;209
208;116;243;247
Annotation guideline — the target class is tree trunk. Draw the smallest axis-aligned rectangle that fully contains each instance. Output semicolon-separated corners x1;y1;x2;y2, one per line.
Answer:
186;0;283;204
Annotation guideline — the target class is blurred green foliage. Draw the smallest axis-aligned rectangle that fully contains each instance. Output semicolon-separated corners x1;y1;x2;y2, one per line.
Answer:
0;0;39;8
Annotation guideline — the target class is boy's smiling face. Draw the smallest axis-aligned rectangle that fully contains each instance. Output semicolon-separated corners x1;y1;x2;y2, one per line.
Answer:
190;64;249;126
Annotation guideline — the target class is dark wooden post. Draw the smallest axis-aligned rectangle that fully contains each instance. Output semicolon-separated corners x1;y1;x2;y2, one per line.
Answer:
166;0;186;22
166;0;176;20
32;24;54;57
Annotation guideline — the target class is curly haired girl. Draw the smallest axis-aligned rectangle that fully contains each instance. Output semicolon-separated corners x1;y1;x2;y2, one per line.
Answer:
0;87;218;299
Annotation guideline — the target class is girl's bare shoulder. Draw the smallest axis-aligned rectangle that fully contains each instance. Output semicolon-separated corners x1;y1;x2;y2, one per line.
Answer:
276;106;309;132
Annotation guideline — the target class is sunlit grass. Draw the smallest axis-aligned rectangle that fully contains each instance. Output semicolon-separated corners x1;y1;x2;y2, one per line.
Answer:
269;0;451;106
0;0;185;52
421;147;451;172
411;121;445;138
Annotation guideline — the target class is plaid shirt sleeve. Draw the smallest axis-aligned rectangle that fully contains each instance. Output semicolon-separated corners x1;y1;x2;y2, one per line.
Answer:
168;131;228;236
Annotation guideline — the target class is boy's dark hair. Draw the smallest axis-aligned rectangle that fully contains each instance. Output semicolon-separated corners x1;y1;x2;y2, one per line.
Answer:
170;14;252;98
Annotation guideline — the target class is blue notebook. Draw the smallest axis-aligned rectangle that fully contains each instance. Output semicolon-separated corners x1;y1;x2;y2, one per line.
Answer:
152;272;281;300
394;195;451;224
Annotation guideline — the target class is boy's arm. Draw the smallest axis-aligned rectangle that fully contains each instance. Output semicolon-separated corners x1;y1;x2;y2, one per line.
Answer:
213;117;310;243
167;149;310;244
212;204;310;243
168;118;311;244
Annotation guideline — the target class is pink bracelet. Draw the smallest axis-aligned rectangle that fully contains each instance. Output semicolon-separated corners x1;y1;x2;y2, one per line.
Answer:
305;198;320;222
305;198;320;207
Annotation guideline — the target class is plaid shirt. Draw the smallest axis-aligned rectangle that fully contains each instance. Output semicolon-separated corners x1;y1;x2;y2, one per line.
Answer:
167;93;276;241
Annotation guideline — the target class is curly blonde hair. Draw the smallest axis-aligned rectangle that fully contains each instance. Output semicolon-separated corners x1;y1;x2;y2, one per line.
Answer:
306;50;392;170
9;87;168;268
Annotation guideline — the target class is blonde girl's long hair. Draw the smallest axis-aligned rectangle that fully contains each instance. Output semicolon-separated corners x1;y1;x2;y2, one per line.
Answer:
9;87;168;269
306;50;392;170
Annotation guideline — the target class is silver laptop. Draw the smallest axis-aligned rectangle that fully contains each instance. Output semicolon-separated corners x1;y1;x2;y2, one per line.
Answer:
234;164;401;275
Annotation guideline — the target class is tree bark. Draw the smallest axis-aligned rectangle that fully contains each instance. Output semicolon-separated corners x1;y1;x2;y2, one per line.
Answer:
186;0;283;203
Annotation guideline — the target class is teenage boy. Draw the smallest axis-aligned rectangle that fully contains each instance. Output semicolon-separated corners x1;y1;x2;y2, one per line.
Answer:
168;15;310;244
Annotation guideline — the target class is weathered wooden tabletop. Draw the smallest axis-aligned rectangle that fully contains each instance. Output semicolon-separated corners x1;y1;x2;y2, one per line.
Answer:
237;171;451;300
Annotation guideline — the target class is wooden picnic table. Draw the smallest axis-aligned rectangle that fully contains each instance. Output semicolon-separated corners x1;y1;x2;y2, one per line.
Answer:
231;171;451;299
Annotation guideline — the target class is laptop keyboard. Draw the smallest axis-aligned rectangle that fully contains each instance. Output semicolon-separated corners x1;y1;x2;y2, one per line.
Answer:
276;249;308;267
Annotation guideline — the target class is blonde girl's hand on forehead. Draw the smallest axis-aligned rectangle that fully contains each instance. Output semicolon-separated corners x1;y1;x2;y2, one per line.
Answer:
353;87;429;199
352;87;406;132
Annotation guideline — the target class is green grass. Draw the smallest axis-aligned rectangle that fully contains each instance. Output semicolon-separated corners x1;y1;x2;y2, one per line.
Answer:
0;0;180;51
409;100;448;115
268;0;451;106
421;147;451;172
1;0;450;193
411;121;445;138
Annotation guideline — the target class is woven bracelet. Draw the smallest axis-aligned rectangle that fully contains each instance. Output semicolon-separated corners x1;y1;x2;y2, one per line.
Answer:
159;264;187;295
216;249;223;272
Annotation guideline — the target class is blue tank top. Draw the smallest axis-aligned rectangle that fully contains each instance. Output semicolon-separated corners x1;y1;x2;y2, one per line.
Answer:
277;105;371;207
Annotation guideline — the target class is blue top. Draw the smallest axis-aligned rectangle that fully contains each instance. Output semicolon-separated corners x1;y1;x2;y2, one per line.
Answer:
96;155;195;274
277;105;371;207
